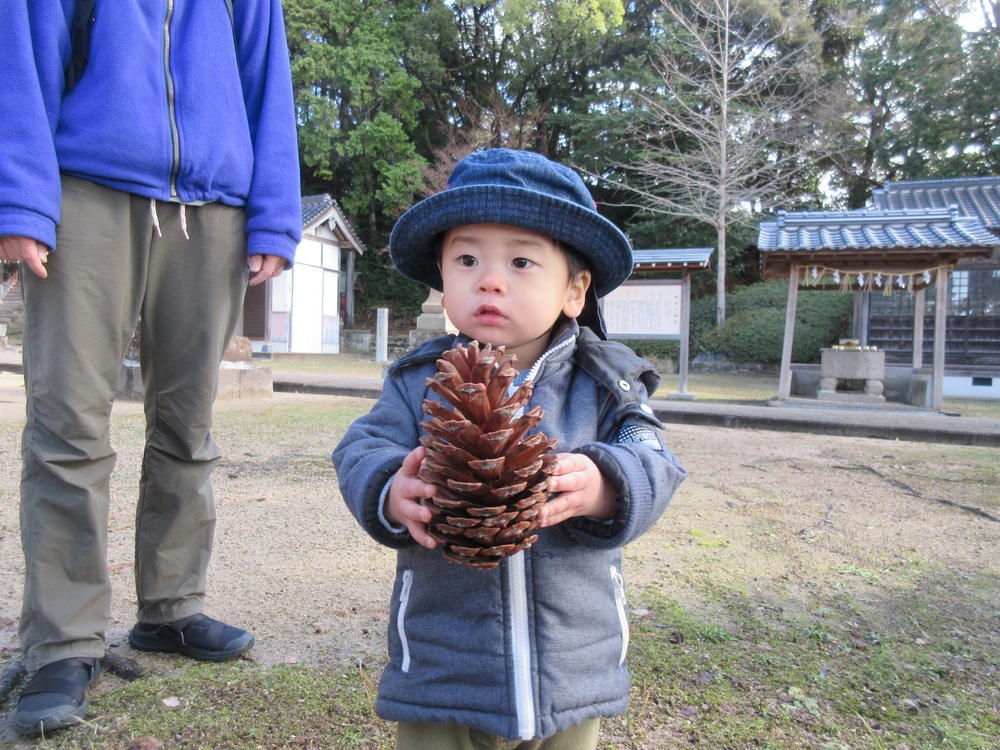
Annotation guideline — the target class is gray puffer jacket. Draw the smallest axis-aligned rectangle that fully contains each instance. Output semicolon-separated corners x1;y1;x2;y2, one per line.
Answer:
332;322;687;740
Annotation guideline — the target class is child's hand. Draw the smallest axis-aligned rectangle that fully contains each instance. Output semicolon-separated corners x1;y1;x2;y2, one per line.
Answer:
538;452;616;528
386;446;438;549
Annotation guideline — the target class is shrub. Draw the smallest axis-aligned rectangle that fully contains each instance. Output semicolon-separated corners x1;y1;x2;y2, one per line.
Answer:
614;339;680;374
702;280;852;364
689;294;720;354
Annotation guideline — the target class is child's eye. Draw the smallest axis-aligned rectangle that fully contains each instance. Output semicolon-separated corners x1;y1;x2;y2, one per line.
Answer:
512;257;534;269
459;255;478;267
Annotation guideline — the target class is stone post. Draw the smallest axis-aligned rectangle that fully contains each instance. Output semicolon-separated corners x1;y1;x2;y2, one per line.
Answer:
376;307;389;363
410;289;456;347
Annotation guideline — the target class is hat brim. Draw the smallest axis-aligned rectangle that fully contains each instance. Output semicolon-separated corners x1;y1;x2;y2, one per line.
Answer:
389;184;633;298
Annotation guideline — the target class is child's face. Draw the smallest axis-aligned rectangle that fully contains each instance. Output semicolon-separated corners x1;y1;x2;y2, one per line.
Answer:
439;223;591;368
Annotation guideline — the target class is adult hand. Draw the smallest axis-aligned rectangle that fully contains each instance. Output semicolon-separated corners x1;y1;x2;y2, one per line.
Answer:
385;446;439;549
248;254;287;286
0;235;49;278
538;452;616;528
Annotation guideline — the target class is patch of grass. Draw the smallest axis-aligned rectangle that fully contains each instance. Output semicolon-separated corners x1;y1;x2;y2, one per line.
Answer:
654;370;780;403
617;583;1000;749
941;397;1000;419
687;529;731;549
262;354;385;379
38;662;393;749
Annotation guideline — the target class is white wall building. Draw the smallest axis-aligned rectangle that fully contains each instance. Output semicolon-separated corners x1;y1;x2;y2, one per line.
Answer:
242;194;366;354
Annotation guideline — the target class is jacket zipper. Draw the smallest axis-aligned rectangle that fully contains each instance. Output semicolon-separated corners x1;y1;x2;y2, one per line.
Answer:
503;340;572;741
507;551;535;739
398;569;413;673
523;333;574;383
163;0;180;198
611;566;630;666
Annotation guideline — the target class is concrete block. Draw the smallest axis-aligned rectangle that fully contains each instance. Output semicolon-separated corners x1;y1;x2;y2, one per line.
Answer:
216;369;242;400
817;389;885;404
239;366;273;398
117;362;273;401
341;330;372;353
909;374;933;408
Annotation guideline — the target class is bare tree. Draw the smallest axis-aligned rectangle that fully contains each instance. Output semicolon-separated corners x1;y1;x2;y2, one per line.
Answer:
418;94;550;197
611;0;840;324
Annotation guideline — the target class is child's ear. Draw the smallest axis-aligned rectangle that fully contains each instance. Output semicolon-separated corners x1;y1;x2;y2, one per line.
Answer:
562;270;592;319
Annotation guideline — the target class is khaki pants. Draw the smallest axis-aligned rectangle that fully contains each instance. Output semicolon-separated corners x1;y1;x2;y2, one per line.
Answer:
19;175;249;671
395;719;600;750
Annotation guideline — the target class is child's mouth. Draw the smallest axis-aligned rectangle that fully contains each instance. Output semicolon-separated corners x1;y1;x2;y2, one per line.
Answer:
474;306;506;324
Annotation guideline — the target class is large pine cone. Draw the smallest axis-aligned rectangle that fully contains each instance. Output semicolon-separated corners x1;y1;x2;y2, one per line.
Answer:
418;342;558;570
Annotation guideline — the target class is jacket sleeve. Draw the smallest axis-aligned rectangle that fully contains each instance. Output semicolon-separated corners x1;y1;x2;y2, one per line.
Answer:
0;1;68;248
232;0;301;262
570;421;686;548
332;370;427;549
565;342;687;549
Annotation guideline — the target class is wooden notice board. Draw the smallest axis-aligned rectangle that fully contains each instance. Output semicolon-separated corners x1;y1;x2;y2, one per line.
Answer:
601;280;683;339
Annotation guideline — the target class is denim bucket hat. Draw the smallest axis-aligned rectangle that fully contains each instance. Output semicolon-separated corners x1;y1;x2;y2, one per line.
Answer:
389;149;633;300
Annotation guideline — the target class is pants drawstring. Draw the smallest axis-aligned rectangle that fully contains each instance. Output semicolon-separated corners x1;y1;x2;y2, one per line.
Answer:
150;200;191;240
150;199;162;237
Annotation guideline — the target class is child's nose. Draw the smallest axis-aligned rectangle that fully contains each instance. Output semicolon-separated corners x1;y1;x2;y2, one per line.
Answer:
476;267;506;294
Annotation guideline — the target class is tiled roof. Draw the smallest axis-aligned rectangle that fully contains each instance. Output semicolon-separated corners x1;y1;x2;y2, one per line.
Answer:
300;194;366;252
301;193;335;228
632;248;713;269
870;176;1000;231
757;208;999;252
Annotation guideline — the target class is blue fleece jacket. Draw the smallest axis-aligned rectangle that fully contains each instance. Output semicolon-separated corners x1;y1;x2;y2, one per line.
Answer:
0;0;301;261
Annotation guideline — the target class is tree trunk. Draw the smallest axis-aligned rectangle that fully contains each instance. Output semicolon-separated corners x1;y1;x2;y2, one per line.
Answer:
716;219;727;325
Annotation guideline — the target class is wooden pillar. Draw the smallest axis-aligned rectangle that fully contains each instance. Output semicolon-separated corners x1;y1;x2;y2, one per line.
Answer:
912;287;926;370
778;264;799;400
858;291;870;347
678;271;692;395
932;268;949;411
852;291;864;341
344;250;356;330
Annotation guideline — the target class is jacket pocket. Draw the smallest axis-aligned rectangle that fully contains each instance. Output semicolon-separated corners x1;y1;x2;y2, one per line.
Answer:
610;565;630;666
398;569;413;672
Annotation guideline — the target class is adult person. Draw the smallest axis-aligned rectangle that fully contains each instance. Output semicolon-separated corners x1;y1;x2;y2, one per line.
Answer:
0;0;301;735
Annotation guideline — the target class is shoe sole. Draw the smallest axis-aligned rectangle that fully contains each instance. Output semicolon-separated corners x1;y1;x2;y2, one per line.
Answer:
128;630;255;662
13;697;89;736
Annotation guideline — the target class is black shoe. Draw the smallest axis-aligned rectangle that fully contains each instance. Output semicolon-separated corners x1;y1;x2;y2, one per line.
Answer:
129;613;254;662
13;657;101;736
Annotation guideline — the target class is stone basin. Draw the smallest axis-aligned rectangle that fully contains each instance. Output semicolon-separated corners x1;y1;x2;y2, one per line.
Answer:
818;348;885;403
